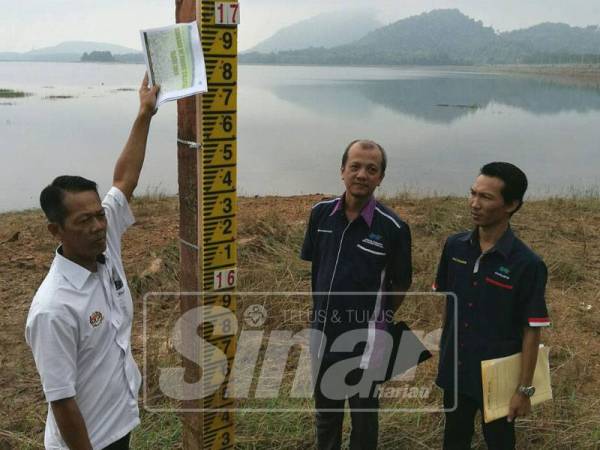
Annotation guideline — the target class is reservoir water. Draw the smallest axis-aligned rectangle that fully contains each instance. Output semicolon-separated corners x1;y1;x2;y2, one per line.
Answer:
1;62;599;211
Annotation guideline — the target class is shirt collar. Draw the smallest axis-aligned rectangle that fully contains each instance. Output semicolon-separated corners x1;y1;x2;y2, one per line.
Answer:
330;194;376;227
54;246;106;290
460;225;515;259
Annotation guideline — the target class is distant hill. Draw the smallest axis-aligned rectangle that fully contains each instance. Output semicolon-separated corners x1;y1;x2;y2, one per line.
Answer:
241;9;600;66
0;41;141;62
247;10;382;53
502;23;600;55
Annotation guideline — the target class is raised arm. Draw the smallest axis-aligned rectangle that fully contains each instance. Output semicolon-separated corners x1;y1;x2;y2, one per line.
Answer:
113;73;159;201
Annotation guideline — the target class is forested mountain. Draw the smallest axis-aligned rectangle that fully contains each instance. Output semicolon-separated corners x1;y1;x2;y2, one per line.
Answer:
247;10;382;53
241;9;600;66
502;23;600;54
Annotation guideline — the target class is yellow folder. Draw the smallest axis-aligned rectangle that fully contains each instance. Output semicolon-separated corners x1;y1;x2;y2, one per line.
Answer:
481;345;552;423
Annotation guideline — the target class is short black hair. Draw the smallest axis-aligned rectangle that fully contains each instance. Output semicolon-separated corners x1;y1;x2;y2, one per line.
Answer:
40;175;98;225
341;139;387;175
480;162;528;215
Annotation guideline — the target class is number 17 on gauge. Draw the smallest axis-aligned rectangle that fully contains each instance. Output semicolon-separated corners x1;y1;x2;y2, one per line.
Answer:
215;2;240;25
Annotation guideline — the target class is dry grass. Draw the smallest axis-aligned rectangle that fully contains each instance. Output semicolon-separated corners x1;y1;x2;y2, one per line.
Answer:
1;193;599;449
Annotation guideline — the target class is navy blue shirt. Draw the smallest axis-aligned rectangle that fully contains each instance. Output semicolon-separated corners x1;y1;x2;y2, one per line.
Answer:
434;227;550;402
301;195;412;357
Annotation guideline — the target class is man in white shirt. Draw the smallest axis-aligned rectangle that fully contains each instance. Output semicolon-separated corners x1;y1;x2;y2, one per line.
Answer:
25;74;158;450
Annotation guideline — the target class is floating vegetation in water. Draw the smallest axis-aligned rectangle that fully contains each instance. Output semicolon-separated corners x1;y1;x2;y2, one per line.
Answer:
436;103;481;109
43;95;75;100
0;89;32;98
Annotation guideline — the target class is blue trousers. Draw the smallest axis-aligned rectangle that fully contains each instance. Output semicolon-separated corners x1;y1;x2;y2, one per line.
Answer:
314;364;379;450
443;391;515;450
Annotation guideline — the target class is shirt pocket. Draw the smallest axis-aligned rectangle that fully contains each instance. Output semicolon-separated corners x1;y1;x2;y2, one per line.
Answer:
353;243;387;288
483;275;517;336
315;228;334;258
447;257;470;292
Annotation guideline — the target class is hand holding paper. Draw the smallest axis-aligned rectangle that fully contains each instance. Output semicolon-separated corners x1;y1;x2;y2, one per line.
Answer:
481;346;552;423
139;73;159;116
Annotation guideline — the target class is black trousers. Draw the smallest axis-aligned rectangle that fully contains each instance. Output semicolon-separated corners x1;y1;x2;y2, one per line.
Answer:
314;364;379;450
102;433;130;450
443;391;515;450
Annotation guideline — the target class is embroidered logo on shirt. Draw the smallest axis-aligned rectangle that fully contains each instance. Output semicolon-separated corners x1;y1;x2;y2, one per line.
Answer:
452;257;468;265
494;271;511;280
494;266;511;280
368;233;383;241
361;238;384;249
89;311;104;327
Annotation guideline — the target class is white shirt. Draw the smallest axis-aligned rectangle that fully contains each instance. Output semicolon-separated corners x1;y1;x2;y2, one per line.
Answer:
26;187;141;450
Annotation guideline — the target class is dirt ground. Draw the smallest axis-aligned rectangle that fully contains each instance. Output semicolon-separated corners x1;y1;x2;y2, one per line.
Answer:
1;193;599;448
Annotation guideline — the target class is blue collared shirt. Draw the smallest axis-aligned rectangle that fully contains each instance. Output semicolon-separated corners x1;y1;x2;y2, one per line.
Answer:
301;195;412;360
434;226;550;402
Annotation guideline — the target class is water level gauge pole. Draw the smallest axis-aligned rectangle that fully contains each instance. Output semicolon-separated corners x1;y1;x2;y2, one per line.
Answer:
176;0;239;448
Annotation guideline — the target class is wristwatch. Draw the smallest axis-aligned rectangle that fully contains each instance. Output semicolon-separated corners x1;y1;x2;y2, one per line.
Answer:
517;385;536;397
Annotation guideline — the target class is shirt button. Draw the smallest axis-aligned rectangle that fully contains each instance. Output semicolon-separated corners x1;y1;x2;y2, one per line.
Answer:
472;281;478;287
464;322;469;328
468;303;473;308
458;360;463;366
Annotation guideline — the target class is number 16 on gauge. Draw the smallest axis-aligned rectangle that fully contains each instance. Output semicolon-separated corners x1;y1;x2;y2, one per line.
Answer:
214;268;237;290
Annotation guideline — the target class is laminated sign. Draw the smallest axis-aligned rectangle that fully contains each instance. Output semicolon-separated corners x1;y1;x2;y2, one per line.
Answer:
140;21;208;106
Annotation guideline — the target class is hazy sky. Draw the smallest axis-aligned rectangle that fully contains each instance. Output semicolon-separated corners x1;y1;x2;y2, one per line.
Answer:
1;0;600;53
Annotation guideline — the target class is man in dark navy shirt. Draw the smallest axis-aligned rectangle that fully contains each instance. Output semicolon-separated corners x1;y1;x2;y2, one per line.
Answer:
301;139;412;450
434;162;551;450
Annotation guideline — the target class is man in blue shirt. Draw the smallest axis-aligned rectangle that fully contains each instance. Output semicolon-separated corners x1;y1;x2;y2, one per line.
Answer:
301;139;412;450
434;162;551;450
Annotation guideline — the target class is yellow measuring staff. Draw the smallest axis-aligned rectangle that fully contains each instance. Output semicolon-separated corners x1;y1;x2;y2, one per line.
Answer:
198;0;239;448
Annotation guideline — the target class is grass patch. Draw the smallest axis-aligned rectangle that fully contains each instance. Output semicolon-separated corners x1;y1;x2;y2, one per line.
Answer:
0;88;32;98
133;409;182;449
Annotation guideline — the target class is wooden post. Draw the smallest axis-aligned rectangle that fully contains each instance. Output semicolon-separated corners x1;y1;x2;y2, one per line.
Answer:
176;0;203;448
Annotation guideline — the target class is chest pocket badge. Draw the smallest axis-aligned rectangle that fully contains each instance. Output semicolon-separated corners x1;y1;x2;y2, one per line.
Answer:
112;267;124;294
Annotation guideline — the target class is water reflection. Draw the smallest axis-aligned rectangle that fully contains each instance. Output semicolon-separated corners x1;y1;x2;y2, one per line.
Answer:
272;75;600;123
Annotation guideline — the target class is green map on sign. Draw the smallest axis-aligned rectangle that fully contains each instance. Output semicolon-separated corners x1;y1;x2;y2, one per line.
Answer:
140;21;207;107
145;27;193;91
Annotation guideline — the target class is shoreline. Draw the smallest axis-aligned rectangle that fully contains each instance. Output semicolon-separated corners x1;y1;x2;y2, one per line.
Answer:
477;63;600;88
2;189;600;216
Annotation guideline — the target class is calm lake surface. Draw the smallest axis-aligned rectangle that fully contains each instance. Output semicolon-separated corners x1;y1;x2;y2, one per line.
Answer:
1;62;599;211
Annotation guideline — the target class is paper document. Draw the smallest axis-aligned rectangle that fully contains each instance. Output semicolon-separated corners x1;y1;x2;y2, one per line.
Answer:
481;346;552;423
140;21;207;107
